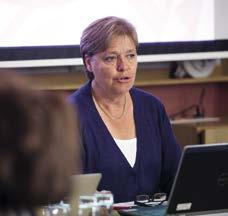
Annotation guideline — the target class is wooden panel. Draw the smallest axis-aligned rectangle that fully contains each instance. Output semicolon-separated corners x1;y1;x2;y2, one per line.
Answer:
1;59;228;118
203;126;228;144
217;83;228;116
141;83;223;117
172;117;228;145
172;124;198;146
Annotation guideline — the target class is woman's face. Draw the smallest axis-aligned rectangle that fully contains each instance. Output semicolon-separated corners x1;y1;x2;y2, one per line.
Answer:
85;35;137;96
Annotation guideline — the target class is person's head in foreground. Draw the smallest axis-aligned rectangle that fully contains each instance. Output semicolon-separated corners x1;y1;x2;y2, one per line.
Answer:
0;72;80;215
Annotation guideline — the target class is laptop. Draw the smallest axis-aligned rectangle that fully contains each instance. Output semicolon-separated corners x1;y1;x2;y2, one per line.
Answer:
119;143;228;216
70;173;102;196
69;173;102;216
166;143;228;215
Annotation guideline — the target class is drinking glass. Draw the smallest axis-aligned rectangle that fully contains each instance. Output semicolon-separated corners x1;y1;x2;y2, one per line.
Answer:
41;201;70;216
78;195;95;216
78;193;113;216
94;193;113;216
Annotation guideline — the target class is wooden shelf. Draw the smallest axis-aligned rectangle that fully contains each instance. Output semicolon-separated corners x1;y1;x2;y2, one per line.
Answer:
136;75;228;87
23;72;87;91
20;61;228;90
23;72;228;91
172;117;228;145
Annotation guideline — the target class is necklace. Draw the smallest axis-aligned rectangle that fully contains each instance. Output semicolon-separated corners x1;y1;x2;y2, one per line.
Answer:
92;93;127;120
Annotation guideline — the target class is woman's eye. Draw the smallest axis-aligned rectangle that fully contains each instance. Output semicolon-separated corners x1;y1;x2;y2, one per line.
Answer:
127;53;136;60
104;56;117;62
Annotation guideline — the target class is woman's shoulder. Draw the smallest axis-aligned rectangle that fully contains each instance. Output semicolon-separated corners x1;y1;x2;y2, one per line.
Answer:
68;81;91;105
130;87;163;107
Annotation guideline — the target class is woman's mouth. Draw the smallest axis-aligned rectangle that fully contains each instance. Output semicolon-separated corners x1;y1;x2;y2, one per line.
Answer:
116;76;130;83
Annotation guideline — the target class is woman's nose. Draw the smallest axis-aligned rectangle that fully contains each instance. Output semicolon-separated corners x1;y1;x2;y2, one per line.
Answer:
116;56;129;72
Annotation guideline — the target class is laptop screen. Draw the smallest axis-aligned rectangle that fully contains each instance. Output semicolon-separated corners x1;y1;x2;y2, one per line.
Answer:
166;143;228;215
71;173;102;196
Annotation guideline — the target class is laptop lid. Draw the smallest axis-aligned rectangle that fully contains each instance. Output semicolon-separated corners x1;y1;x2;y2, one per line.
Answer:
71;173;102;196
166;143;228;215
69;173;102;216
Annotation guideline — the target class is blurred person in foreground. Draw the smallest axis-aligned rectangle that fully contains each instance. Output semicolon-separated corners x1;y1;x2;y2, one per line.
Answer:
0;72;80;215
69;16;181;203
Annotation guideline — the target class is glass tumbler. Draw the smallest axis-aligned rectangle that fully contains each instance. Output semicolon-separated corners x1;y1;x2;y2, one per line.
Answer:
94;193;113;216
78;193;113;216
41;201;70;216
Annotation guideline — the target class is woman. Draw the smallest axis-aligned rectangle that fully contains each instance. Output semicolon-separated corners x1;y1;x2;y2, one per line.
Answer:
69;16;181;203
0;72;80;215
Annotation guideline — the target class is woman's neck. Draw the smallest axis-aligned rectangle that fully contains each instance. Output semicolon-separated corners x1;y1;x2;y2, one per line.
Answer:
91;80;126;103
91;82;129;120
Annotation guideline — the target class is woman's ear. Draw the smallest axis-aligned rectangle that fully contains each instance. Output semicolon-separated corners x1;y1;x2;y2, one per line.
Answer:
84;55;93;72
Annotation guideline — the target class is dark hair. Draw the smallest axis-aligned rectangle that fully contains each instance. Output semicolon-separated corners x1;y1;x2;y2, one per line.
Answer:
80;16;138;80
0;73;80;212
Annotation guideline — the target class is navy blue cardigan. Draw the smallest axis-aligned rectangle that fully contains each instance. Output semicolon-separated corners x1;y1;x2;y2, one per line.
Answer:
69;82;181;203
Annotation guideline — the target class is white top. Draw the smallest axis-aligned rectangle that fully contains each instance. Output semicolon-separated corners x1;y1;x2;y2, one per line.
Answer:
114;138;137;168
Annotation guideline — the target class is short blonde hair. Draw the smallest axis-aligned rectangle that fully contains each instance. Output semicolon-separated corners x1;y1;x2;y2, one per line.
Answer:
80;16;138;80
